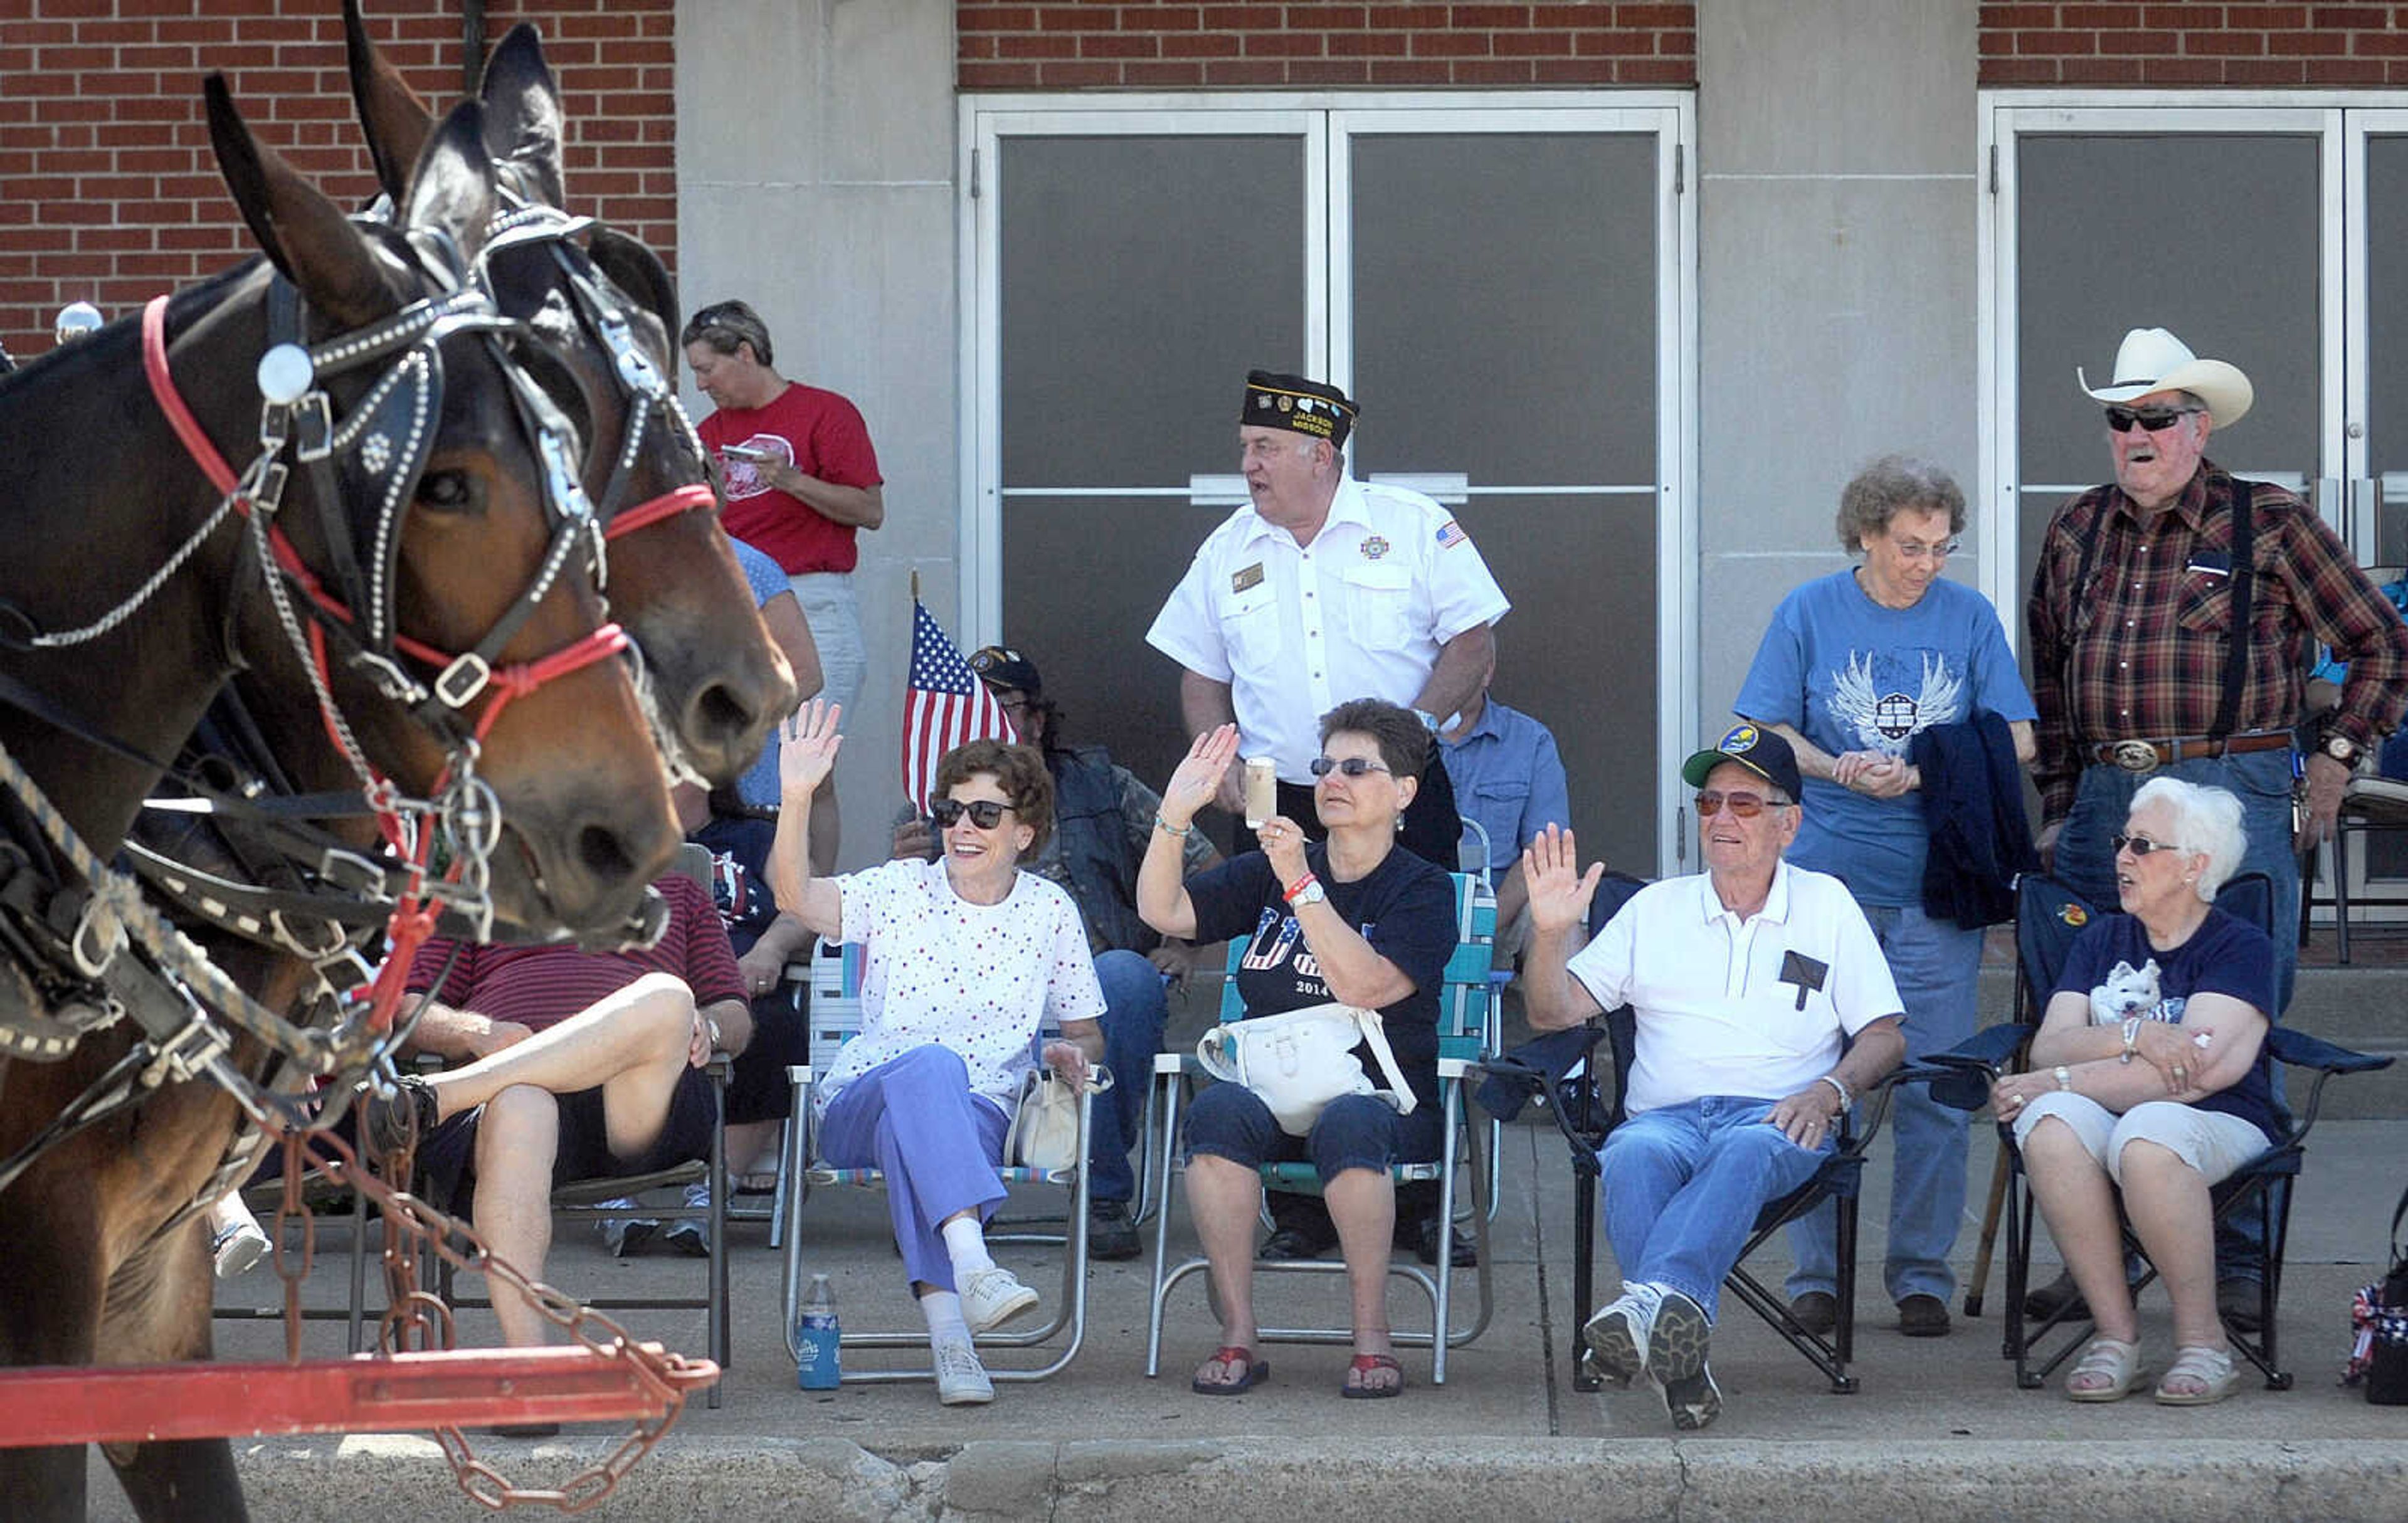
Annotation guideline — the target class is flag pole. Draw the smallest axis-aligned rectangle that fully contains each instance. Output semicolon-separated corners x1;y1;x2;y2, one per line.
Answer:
910;567;920;603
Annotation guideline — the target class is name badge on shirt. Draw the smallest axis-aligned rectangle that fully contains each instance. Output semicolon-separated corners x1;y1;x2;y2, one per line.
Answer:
2186;550;2231;579
1779;949;1829;1013
1231;563;1265;594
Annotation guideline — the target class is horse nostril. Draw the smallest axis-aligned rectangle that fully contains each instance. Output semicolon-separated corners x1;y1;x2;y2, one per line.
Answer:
690;680;756;747
576;820;639;890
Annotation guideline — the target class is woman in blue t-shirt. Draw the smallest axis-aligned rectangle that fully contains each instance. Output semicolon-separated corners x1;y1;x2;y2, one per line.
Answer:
1734;454;2038;1340
1989;778;2276;1408
1138;698;1457;1401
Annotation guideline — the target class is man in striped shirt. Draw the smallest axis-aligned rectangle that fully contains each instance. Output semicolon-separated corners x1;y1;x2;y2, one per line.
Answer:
2025;325;2408;1325
366;873;750;1359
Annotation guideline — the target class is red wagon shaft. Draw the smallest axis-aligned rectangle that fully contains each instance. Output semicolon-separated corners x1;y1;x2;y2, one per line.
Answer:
0;1345;716;1449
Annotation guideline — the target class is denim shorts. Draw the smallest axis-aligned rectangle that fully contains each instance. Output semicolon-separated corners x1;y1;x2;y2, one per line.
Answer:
1184;1083;1442;1181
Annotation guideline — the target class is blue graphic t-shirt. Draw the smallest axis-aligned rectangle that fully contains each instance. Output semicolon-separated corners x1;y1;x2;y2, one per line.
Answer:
1735;569;2035;905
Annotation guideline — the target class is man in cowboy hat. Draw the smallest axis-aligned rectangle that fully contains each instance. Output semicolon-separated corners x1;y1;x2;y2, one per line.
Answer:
2025;324;2408;1325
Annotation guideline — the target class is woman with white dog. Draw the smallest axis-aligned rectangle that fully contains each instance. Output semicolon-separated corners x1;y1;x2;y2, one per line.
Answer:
1987;776;2278;1406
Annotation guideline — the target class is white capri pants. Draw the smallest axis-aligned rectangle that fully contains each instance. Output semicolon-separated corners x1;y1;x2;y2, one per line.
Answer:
789;571;866;718
2012;1094;2269;1187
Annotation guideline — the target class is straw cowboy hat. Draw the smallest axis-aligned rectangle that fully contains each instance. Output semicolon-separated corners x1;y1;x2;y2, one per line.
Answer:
2077;326;2254;429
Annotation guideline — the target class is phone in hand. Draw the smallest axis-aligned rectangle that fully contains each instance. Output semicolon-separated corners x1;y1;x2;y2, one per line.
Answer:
719;443;773;465
1243;756;1277;830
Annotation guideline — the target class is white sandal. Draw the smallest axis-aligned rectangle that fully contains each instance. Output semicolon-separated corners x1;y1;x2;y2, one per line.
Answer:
2065;1336;2145;1402
2154;1344;2241;1406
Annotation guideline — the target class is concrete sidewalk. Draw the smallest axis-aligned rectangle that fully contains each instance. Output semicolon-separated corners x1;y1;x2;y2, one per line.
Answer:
140;1101;2408;1522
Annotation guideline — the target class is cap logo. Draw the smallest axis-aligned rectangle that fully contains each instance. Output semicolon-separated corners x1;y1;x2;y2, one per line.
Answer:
1719;723;1760;754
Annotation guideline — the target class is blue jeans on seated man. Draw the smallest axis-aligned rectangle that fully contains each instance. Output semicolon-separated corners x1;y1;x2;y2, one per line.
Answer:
1785;902;1983;1307
2055;746;2295;1288
1085;949;1170;1206
1602;1097;1834;1322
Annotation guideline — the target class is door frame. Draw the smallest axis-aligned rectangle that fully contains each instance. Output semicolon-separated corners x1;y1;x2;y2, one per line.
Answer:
959;90;1700;873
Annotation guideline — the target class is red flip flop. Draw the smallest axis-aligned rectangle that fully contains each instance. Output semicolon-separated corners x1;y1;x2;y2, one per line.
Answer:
1191;1346;1270;1395
1341;1352;1405;1399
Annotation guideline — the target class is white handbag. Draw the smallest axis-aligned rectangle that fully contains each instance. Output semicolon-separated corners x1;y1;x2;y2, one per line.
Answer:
1005;1063;1112;1171
1195;1001;1417;1138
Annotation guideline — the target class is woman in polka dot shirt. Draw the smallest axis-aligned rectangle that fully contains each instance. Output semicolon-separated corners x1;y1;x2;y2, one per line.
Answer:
769;700;1106;1405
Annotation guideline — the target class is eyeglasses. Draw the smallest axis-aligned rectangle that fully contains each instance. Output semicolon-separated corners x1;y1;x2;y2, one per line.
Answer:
931;798;1014;830
2104;404;2203;433
1310;756;1391;779
2111;831;2187;858
1696;789;1789;818
1884;536;1960;563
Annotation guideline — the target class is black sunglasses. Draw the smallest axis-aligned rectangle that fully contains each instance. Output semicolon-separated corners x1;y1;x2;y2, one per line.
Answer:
1696;789;1787;818
2111;831;2186;858
931;798;1013;829
2104;404;2202;433
1309;756;1391;778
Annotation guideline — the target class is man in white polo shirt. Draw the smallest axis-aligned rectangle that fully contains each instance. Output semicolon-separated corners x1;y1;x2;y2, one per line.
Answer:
1521;724;1906;1431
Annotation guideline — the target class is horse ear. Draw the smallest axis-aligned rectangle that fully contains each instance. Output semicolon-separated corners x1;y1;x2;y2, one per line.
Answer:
479;23;567;209
402;100;500;267
589;224;679;339
205;73;398;329
343;0;435;203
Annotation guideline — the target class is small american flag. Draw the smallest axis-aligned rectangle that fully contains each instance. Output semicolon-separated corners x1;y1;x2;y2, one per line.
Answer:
901;599;1018;813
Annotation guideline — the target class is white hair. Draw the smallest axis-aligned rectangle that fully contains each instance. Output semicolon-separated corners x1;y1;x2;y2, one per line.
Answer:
2129;776;2249;902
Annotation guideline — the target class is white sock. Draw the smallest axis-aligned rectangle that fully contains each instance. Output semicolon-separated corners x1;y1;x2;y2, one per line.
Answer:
920;1290;969;1344
941;1216;995;1278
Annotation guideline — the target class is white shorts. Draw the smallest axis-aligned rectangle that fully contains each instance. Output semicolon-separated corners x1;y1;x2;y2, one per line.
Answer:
789;571;865;719
2012;1093;2269;1188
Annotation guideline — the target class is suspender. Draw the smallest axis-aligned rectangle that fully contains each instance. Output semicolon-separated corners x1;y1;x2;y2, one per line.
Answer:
2062;470;2259;744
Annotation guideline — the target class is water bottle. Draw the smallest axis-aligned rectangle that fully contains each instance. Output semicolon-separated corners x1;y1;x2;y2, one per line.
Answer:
796;1272;841;1390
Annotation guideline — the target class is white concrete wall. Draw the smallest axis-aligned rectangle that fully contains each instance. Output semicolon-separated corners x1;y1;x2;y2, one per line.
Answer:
675;0;958;868
1694;0;1983;728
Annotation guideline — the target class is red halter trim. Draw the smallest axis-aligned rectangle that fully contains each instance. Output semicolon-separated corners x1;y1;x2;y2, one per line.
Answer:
142;296;241;497
603;483;716;540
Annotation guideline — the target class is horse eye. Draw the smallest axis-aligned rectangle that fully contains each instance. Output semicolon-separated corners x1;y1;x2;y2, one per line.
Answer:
416;469;477;512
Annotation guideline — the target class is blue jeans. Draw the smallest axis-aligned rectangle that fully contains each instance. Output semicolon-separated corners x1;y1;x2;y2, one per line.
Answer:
1600;1097;1833;1323
1086;949;1169;1205
2057;747;2293;1283
1787;903;1983;1304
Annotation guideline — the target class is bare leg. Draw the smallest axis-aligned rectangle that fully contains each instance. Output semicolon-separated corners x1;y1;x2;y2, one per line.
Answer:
2021;1117;2139;1343
425;973;692;1157
726;1119;781;1183
2118;1141;2225;1352
1188;1153;1262;1381
473;1085;561;1348
1325;1168;1399;1393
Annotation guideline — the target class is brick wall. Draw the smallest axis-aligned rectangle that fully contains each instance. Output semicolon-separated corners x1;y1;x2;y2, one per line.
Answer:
0;1;676;366
1981;3;2408;86
958;3;1699;90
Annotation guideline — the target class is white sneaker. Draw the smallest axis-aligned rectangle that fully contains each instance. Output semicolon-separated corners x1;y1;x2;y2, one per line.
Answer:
932;1337;993;1405
1582;1292;1654;1391
211;1220;271;1279
959;1267;1040;1334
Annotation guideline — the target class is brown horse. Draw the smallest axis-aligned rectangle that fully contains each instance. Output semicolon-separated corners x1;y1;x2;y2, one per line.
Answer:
0;85;685;1521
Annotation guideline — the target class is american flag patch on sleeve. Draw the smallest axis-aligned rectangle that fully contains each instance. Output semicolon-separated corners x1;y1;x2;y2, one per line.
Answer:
1435;519;1467;549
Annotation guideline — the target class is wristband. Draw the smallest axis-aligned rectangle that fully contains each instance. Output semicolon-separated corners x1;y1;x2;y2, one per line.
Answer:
1284;870;1320;903
1154;814;1192;838
1816;1073;1852;1112
2120;1016;2141;1065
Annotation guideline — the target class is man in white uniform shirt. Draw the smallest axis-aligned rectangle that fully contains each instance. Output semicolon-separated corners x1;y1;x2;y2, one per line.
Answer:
1521;724;1906;1431
1146;369;1510;869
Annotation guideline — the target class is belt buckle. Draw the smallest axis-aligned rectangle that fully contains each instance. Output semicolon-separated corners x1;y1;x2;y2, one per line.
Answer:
2110;739;2160;774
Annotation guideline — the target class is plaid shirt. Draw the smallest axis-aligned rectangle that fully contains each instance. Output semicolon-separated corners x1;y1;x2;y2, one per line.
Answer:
2025;460;2408;820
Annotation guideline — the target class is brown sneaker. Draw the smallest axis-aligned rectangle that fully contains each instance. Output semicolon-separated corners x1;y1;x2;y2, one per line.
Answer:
1788;1291;1838;1336
1897;1293;1951;1337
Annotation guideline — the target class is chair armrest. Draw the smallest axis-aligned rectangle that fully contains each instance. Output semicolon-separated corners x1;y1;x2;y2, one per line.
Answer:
1932;1021;2032;1073
1152;1051;1185;1077
2266;1026;2395;1076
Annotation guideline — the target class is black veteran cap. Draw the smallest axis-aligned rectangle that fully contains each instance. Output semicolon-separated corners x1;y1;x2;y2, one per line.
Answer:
1241;369;1358;446
1680;722;1805;803
969;645;1042;695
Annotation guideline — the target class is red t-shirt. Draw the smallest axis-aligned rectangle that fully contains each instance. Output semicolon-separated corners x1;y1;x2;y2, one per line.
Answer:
403;875;744;1033
696;382;882;574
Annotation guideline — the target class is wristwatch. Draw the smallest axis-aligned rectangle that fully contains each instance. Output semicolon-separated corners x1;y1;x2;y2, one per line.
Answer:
2053;1065;2073;1092
1287;878;1328;909
2119;1016;2141;1065
2322;730;2362;766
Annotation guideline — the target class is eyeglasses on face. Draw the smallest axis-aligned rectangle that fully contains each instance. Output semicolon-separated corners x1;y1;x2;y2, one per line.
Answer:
2104;404;2202;433
2111;831;2186;858
1696;789;1788;818
1309;756;1391;778
1884;535;1960;563
931;798;1014;830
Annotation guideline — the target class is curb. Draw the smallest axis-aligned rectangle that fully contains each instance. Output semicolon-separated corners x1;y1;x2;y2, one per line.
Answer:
121;1435;2408;1521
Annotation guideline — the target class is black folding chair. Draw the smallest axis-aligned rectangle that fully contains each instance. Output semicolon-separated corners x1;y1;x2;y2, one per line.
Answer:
1476;872;1927;1396
1926;870;2393;1391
